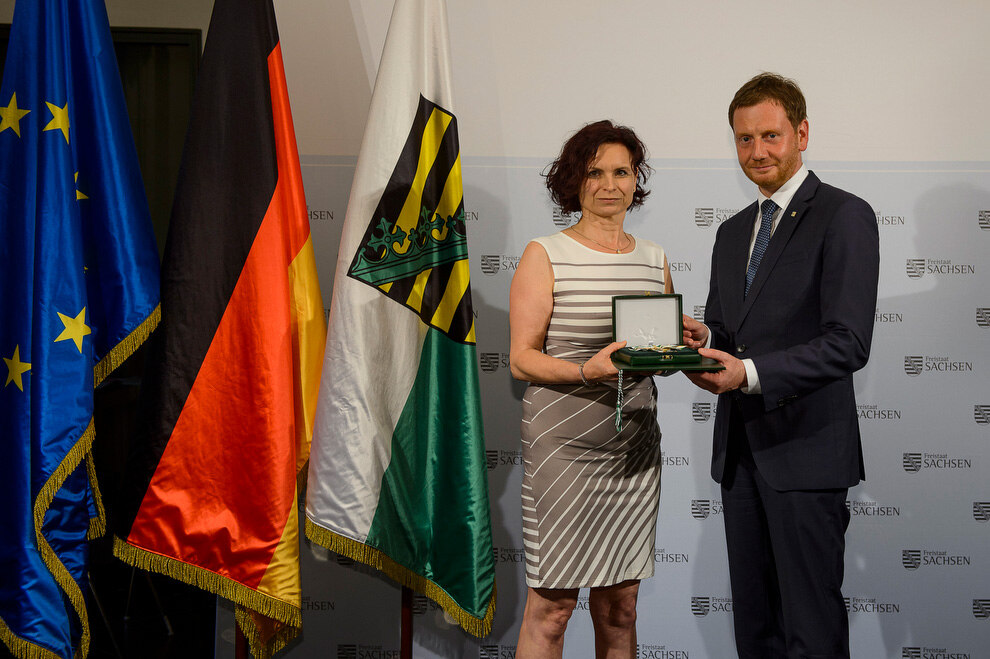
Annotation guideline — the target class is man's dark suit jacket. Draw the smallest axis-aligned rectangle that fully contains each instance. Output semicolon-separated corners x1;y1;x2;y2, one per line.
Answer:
705;170;880;492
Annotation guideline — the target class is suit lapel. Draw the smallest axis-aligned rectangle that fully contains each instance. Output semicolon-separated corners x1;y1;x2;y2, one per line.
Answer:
735;172;821;330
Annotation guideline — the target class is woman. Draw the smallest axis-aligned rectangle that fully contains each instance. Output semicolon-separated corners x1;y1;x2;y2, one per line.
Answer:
509;120;673;658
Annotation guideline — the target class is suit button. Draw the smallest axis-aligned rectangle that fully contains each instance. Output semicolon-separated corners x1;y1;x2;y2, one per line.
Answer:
736;345;747;353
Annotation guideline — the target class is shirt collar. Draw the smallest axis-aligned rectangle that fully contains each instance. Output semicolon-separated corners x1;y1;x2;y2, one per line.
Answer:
758;163;809;213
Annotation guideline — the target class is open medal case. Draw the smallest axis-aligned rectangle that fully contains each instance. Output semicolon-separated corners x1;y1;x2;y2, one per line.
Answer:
610;294;724;371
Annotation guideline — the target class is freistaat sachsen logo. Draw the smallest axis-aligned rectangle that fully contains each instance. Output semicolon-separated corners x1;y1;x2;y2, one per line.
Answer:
845;595;901;614
690;596;710;617
902;453;922;473
692;402;713;422
903;356;923;376
901;549;921;570
301;596;335;612
905;257;976;278
694;208;714;227
905;259;925;279
974;599;990;619
479;254;499;276
348;95;475;344
903;354;974;376
552;209;576;228
479;352;503;373
901;548;971;569
978;210;990;231
974;502;990;523
975;405;990;425
875;211;906;226
901;451;972;472
846;500;901;518
976;308;990;328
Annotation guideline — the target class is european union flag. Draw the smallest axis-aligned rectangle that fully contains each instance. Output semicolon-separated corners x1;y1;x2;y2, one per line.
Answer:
0;1;160;657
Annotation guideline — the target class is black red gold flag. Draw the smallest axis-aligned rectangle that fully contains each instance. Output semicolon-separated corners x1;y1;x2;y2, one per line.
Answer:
112;1;325;657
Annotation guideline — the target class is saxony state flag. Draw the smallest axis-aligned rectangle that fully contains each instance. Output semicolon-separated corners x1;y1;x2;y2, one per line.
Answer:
305;0;496;637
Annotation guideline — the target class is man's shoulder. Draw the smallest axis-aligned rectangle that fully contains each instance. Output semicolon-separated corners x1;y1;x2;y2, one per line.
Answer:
724;201;758;226
805;172;871;209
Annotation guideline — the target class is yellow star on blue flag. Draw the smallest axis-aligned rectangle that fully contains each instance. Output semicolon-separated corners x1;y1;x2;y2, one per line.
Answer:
3;345;32;391
54;307;92;353
0;92;30;137
0;1;161;657
43;100;70;143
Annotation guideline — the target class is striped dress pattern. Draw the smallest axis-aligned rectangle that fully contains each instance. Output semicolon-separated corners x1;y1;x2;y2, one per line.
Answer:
521;231;666;589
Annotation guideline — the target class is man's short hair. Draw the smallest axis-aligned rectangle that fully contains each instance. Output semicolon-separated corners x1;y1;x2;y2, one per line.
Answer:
728;72;807;131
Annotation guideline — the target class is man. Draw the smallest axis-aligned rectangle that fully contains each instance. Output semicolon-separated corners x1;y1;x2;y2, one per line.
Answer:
683;73;880;658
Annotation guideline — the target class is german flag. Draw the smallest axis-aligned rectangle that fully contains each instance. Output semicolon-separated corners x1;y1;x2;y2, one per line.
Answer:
112;1;325;657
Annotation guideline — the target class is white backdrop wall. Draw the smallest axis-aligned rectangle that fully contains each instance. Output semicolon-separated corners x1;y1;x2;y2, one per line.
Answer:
4;0;986;657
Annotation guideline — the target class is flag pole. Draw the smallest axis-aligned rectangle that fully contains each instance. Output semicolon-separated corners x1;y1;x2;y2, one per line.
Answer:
401;586;413;659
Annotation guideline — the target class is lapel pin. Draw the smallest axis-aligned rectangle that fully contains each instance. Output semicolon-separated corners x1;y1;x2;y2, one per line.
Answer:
790;211;796;217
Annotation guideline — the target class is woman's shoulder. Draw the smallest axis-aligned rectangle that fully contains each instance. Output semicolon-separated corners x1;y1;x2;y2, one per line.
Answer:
530;231;569;248
529;231;575;259
632;236;666;264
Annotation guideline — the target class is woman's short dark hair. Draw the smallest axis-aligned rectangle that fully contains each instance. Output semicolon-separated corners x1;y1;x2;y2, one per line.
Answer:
544;120;652;215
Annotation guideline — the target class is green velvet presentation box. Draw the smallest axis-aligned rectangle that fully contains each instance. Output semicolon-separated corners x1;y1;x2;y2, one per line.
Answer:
610;294;724;371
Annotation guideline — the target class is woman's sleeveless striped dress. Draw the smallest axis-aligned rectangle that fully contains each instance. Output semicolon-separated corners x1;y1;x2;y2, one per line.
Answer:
521;231;666;589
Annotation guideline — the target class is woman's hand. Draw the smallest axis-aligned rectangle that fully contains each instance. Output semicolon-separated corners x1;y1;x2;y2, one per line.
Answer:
580;341;627;382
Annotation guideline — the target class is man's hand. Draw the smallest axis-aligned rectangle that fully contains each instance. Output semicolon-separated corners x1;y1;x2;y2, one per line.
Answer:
682;315;709;349
684;348;747;394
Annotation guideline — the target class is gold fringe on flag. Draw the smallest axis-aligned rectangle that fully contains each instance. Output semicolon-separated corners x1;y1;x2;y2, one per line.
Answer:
11;305;159;658
235;604;299;659
94;303;160;386
305;518;496;638
85;448;106;540
0;617;64;659
112;537;302;658
32;419;97;659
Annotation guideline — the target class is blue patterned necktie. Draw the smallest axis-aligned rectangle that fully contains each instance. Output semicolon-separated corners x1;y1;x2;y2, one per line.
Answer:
745;199;778;296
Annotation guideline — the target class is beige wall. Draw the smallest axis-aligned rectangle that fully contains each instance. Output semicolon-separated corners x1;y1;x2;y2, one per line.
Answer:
3;0;988;163
273;0;990;163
